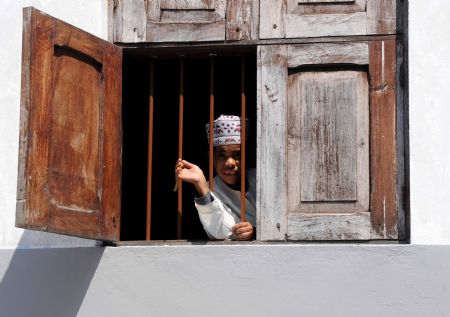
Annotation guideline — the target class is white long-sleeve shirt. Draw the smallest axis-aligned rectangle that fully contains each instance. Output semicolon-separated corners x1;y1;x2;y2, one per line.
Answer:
194;169;256;239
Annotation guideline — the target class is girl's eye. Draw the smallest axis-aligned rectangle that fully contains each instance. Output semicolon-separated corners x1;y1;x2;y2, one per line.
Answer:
217;153;228;160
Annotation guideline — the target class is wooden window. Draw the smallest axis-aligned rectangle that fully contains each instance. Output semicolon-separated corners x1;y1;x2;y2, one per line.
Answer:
260;0;397;39
257;41;399;240
17;6;405;243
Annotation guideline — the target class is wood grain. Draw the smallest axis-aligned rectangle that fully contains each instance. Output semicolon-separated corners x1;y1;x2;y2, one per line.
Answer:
287;70;369;214
226;0;253;41
160;0;215;10
113;0;147;42
257;45;288;241
369;39;398;239
287;212;370;240
287;42;369;67
367;0;396;35
261;0;396;39
298;74;357;201
285;12;367;38
269;40;397;240
298;0;356;3
259;0;286;39
147;20;226;42
292;0;366;15
16;7;122;241
147;0;226;42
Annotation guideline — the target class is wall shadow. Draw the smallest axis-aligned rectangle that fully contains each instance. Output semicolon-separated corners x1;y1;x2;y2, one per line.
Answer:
0;231;104;317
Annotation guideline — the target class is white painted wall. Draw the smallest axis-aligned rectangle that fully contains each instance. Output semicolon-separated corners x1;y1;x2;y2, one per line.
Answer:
1;245;450;317
0;0;450;247
1;0;449;248
409;1;450;244
0;1;449;317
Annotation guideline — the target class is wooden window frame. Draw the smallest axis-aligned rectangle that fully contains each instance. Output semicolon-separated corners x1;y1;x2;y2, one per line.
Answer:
16;5;407;244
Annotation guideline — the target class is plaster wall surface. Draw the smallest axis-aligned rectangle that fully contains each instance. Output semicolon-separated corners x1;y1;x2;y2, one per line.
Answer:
0;1;448;248
0;1;449;317
408;1;450;244
1;245;450;317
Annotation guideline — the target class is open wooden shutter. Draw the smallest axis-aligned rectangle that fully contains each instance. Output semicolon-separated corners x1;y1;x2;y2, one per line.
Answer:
257;40;398;241
16;7;122;242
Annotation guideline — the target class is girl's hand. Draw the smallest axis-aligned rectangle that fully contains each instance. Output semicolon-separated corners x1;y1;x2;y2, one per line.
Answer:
175;159;209;196
232;222;254;241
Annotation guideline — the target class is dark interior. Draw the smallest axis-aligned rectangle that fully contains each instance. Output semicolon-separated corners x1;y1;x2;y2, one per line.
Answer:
120;48;257;241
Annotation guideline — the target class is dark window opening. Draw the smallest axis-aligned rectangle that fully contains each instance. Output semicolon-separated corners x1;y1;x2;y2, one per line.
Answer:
120;49;257;241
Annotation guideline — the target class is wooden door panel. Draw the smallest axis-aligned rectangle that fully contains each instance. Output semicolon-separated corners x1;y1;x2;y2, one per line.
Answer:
258;40;398;241
287;70;369;213
260;0;396;39
147;0;226;42
49;47;101;212
160;0;215;10
17;7;122;241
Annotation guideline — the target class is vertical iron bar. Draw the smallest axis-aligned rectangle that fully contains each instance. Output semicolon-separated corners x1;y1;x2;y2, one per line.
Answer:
209;56;215;191
177;58;184;239
240;56;247;222
146;59;154;241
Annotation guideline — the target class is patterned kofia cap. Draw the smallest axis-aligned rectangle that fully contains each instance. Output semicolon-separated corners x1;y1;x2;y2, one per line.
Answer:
205;114;249;147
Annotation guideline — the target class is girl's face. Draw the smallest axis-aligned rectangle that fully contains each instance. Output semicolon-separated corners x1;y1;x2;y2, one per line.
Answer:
213;144;241;186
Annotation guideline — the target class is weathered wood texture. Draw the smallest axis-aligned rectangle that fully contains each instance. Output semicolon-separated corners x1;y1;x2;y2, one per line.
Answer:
161;0;215;10
260;0;396;39
287;71;369;213
259;40;397;240
147;0;226;42
112;0;147;42
287;212;371;240
257;45;288;241
287;42;369;66
16;7;122;241
226;0;254;41
112;0;258;42
369;39;398;239
366;0;397;35
260;0;286;39
298;0;356;3
293;0;366;15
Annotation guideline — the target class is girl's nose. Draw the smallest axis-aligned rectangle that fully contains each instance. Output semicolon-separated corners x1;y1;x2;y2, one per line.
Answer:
225;157;237;167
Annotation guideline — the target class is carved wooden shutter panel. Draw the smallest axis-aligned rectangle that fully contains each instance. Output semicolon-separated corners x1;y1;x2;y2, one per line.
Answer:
147;0;227;42
257;40;398;241
260;0;397;39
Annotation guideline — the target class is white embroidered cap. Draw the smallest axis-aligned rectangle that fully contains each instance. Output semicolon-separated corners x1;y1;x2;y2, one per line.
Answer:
206;114;249;147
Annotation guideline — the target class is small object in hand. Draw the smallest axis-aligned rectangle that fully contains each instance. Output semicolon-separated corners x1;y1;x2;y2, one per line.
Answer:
173;177;178;192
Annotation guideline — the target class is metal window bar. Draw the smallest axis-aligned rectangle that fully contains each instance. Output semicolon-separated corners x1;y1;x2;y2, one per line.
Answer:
209;56;215;191
177;58;185;239
146;59;155;241
240;56;246;222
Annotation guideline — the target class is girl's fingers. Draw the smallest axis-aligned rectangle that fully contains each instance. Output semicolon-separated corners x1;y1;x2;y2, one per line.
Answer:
181;160;194;168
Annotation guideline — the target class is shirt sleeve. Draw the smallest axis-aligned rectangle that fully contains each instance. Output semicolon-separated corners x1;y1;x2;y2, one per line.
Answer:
194;191;214;205
194;192;238;240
